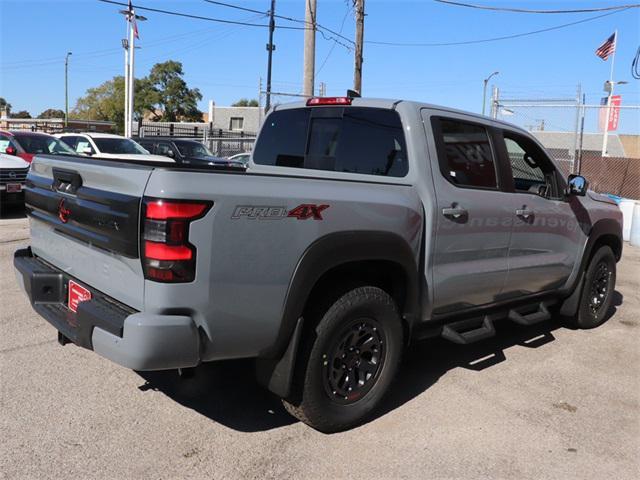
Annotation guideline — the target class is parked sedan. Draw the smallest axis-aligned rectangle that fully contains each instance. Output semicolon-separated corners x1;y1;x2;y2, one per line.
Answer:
0;130;76;162
135;137;244;167
57;133;173;163
0;152;30;213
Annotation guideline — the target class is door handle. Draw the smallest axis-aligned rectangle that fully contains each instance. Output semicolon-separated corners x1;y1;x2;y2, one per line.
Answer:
516;208;534;220
442;207;468;219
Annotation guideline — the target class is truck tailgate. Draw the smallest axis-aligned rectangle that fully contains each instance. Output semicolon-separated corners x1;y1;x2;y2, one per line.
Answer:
25;155;152;310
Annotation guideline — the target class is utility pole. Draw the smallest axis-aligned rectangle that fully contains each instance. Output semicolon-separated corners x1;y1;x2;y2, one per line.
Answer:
64;52;72;129
265;0;276;111
353;0;365;95
303;0;317;97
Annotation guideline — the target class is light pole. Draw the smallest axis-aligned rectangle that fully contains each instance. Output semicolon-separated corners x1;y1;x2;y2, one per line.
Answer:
119;6;146;137
482;71;499;116
65;52;72;128
601;79;627;157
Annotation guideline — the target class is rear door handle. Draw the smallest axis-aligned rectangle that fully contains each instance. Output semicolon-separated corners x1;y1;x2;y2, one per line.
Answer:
442;207;468;219
516;208;534;220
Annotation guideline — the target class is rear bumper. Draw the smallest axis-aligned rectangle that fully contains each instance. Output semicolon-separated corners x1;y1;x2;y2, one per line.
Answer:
13;247;200;371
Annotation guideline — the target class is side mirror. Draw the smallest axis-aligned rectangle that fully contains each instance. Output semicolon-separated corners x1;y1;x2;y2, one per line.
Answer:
5;146;16;155
567;174;588;196
167;150;175;158
80;147;93;156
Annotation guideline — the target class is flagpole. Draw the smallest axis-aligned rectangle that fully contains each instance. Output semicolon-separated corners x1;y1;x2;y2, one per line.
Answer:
601;30;617;157
123;20;130;137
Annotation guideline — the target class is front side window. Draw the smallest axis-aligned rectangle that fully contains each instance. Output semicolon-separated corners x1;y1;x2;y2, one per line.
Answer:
253;107;408;177
156;142;174;156
93;137;149;154
59;136;80;150
76;139;95;155
503;132;559;197
434;118;497;189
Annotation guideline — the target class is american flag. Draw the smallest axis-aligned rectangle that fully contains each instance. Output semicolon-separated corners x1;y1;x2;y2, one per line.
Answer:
595;32;616;61
128;1;139;39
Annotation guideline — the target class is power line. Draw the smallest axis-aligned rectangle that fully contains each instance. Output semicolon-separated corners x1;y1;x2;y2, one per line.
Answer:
367;8;630;47
97;0;300;29
203;0;355;47
317;8;352;74
203;0;265;16
434;0;640;14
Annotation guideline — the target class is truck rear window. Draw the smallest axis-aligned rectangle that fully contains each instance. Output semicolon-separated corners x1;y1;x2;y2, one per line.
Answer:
253;107;408;177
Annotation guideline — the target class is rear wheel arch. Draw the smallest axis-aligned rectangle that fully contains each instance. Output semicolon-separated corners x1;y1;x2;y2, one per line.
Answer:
256;231;420;398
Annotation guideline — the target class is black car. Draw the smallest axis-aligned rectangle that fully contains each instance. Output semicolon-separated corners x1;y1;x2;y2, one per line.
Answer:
135;137;243;167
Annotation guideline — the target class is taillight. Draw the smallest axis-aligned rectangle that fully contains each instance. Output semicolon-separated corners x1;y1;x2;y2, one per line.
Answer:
142;198;212;283
306;97;353;106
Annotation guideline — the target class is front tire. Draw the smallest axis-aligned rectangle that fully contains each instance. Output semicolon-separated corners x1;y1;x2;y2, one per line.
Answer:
283;286;403;433
571;245;617;329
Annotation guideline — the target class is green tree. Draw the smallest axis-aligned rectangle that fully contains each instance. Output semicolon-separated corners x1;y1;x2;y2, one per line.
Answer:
0;97;11;115
72;61;202;131
146;61;202;121
73;76;153;133
232;98;259;107
38;108;65;119
11;110;31;119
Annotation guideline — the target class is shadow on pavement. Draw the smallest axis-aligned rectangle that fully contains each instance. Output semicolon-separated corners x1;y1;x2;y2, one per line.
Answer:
136;292;623;433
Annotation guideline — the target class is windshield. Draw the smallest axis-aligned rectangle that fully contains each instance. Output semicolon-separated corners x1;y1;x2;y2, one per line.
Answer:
93;138;149;154
173;141;213;158
15;134;76;155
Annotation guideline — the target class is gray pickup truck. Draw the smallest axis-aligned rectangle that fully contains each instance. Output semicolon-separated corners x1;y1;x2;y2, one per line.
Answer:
14;97;623;432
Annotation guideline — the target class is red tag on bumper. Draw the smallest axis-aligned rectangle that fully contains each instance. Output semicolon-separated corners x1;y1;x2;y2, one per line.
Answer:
68;280;92;313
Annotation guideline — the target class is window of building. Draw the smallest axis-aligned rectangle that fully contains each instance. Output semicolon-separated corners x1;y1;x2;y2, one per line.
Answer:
230;117;244;131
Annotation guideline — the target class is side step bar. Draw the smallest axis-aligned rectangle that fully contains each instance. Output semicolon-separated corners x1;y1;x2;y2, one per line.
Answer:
508;303;551;326
442;315;496;345
440;302;553;345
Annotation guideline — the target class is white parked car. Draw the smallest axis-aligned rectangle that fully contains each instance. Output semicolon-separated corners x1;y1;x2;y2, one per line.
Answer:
0;152;30;212
56;133;174;163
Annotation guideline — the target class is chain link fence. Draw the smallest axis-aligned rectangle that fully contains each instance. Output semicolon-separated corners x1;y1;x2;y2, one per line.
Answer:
496;96;640;200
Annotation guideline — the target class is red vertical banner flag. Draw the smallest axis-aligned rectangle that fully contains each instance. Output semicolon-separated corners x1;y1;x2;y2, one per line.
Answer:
608;95;621;131
599;95;622;132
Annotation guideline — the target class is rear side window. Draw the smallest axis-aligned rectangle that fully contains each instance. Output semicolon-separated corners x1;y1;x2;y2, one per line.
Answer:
253;107;408;177
433;118;497;189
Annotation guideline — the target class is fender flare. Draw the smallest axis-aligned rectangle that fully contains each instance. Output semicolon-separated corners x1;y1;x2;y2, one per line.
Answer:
559;217;622;316
256;230;420;398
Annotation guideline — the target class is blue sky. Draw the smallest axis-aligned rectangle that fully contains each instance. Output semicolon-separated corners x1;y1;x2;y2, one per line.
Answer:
1;0;639;133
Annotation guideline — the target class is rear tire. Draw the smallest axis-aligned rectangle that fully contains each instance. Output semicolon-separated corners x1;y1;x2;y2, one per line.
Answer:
283;286;403;433
570;246;616;329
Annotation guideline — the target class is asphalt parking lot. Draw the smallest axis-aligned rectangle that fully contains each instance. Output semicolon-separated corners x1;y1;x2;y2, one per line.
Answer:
1;208;639;480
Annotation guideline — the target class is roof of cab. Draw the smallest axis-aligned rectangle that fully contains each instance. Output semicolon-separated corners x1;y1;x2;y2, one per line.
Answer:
272;97;532;137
